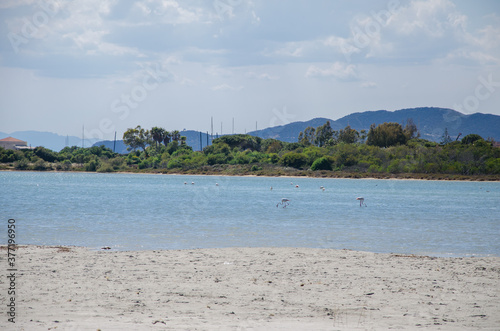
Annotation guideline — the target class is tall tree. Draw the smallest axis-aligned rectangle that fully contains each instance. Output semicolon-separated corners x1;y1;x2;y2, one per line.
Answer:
163;131;171;145
150;127;165;147
123;125;150;152
403;118;419;140
367;122;407;147
337;125;359;144
461;134;483;145
314;121;334;147
298;126;316;145
171;130;181;142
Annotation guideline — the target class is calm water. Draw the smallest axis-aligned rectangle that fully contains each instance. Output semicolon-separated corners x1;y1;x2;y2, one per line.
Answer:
1;171;499;257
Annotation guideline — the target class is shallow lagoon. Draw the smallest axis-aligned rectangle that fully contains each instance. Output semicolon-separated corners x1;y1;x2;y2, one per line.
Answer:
2;171;499;256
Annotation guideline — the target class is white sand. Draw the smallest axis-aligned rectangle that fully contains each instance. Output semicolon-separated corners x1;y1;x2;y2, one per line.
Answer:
1;245;499;330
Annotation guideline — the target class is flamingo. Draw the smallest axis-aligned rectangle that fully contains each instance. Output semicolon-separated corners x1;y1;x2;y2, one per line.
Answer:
356;197;367;207
276;198;290;208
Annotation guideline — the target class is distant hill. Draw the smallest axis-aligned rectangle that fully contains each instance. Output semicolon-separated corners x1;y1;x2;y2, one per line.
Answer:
248;107;500;143
5;108;499;153
0;131;99;151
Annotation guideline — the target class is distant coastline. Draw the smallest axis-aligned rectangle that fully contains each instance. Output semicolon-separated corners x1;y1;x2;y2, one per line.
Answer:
2;127;499;181
2;166;499;181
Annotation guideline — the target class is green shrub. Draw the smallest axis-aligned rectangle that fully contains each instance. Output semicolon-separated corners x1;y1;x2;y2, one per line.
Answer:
311;157;332;171
97;163;114;173
14;159;29;170
34;146;59;162
461;134;483;145
206;153;228;165
280;152;308;169
486;158;500;174
84;160;98;172
61;160;72;171
368;164;382;173
251;165;262;171
167;159;183;169
33;159;49;171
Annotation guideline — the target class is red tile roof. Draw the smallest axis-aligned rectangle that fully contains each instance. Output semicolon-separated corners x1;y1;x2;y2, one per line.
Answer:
0;137;26;143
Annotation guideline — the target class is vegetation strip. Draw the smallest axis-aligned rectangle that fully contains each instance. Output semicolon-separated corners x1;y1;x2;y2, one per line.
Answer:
1;121;499;180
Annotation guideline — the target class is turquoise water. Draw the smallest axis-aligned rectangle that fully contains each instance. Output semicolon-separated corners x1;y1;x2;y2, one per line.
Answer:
1;171;499;256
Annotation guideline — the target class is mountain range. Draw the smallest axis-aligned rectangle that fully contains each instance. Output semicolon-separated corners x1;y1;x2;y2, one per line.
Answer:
247;107;500;143
2;107;499;152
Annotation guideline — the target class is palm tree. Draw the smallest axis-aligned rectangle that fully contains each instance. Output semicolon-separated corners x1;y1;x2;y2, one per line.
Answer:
163;131;171;146
151;127;165;148
180;136;187;145
171;130;181;142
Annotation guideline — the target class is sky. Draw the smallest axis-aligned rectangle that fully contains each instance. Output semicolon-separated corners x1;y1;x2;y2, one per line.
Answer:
0;0;499;140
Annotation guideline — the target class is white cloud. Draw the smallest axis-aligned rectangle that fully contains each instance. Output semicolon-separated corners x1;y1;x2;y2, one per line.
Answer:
306;62;358;81
387;0;459;37
245;72;278;80
132;0;202;25
205;65;233;77
361;81;377;88
180;78;195;86
3;0;500;138
211;83;243;91
270;42;305;58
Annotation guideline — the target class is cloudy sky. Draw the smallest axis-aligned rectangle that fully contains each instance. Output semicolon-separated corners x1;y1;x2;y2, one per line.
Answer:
1;0;499;139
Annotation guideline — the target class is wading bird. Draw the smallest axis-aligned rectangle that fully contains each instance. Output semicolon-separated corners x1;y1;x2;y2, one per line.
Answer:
356;197;367;207
277;198;290;208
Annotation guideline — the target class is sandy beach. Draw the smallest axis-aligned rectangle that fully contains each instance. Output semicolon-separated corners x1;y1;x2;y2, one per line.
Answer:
1;246;499;330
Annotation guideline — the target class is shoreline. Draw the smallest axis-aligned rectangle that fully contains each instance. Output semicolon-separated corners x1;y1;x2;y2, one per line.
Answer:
2;245;499;330
2;168;500;182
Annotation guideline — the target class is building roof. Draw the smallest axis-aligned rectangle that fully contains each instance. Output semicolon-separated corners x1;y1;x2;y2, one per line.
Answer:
0;136;26;143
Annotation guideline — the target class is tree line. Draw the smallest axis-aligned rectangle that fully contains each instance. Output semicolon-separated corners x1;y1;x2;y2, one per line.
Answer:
123;125;186;153
1;121;499;178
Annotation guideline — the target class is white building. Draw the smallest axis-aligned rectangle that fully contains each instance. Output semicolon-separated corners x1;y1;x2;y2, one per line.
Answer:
0;137;30;150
